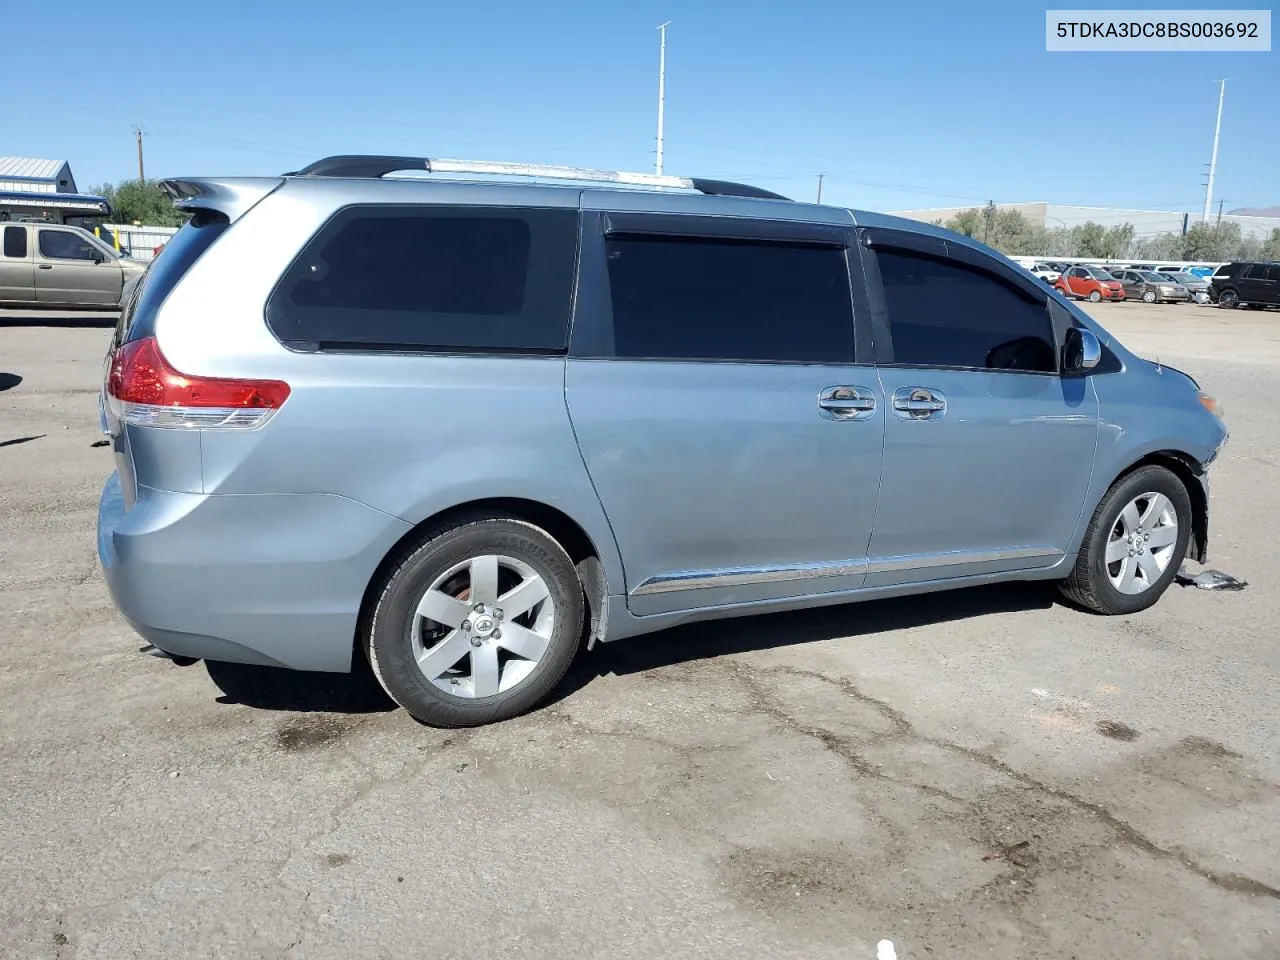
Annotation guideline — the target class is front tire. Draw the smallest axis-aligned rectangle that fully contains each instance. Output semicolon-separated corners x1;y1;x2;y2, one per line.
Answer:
1059;465;1192;615
1142;290;1157;303
366;518;584;727
1219;288;1240;309
1088;290;1102;303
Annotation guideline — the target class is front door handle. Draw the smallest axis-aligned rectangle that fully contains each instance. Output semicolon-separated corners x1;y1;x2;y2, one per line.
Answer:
38;264;53;270
818;385;877;421
892;387;947;420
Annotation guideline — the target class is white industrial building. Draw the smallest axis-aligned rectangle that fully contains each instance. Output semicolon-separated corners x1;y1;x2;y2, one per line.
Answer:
887;202;1280;241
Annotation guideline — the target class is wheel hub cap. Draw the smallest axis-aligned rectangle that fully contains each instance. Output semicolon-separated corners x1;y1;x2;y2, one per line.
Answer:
409;554;556;700
1105;491;1178;595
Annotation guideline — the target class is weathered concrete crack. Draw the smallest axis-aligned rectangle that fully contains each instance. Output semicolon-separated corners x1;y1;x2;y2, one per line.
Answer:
727;659;1280;902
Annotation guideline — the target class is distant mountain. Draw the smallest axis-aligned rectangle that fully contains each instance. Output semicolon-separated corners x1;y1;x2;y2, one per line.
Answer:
1228;206;1280;218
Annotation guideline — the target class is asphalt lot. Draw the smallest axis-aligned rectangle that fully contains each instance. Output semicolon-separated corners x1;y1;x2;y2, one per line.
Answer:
1;302;1277;959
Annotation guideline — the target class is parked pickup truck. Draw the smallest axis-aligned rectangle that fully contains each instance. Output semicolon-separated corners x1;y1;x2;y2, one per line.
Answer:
0;222;146;310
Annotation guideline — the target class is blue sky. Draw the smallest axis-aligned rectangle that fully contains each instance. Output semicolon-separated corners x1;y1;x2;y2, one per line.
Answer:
9;0;1277;212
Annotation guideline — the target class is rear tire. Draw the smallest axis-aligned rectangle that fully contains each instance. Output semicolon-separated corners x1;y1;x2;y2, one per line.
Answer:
1059;465;1192;615
366;518;583;727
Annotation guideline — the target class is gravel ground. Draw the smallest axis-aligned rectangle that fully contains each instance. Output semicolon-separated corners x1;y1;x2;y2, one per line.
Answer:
1;302;1276;960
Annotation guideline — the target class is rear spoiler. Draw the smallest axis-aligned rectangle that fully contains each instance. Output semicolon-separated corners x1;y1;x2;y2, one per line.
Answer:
159;177;284;223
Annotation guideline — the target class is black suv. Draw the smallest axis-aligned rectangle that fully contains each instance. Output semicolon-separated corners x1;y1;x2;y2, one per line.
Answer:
1209;261;1280;310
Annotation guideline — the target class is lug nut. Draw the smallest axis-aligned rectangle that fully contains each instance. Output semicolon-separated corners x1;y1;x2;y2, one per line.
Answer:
492;629;502;640
470;637;482;648
493;609;503;621
461;619;471;632
473;602;485;614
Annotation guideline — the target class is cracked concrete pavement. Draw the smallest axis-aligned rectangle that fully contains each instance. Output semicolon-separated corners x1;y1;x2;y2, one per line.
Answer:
1;304;1277;959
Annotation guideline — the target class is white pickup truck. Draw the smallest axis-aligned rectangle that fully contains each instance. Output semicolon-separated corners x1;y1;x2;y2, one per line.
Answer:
0;222;146;310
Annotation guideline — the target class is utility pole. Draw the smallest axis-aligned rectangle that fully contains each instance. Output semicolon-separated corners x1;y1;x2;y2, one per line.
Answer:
655;22;670;175
133;125;145;182
1217;199;1225;227
982;200;996;245
816;173;824;204
1202;79;1227;220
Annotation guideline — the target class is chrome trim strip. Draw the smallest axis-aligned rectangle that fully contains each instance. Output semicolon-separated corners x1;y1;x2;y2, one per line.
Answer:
631;547;1064;597
631;559;868;596
865;546;1063;575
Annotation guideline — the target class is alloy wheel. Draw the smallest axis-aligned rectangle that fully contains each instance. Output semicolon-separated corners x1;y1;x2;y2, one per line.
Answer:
1105;492;1179;595
411;554;555;699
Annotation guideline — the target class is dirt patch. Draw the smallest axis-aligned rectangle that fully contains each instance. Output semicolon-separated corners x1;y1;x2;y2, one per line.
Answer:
275;715;354;751
324;852;352;868
1177;736;1243;760
1096;720;1140;742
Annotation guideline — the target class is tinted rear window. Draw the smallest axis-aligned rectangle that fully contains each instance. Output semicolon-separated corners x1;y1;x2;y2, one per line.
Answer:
120;213;226;345
266;205;578;352
2;226;26;258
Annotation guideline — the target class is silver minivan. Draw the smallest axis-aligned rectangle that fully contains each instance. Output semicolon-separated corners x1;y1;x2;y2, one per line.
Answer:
97;155;1229;727
0;222;144;309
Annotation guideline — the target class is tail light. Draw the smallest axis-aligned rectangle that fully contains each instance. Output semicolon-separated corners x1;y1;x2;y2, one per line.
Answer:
107;336;290;430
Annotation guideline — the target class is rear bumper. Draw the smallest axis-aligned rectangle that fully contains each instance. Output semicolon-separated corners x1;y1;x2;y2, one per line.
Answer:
98;472;412;672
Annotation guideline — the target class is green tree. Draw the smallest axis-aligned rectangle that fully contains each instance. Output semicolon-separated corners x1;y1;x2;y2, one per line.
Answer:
1131;232;1187;261
1183;221;1243;261
943;207;1052;256
1262;228;1280;260
91;179;187;227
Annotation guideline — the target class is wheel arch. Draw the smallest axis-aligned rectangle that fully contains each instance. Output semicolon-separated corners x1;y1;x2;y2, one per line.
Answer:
1098;450;1209;563
356;498;614;664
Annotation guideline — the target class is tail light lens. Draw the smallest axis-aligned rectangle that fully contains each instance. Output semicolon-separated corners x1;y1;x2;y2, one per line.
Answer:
107;336;290;430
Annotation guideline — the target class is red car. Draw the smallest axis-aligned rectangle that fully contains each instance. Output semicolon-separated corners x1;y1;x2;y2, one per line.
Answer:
1056;265;1126;302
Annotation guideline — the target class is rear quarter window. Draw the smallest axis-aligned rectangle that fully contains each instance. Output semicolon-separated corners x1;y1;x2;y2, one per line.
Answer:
118;212;226;345
266;205;579;353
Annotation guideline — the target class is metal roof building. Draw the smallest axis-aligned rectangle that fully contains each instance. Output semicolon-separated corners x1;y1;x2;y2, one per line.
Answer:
0;157;110;221
0;157;79;194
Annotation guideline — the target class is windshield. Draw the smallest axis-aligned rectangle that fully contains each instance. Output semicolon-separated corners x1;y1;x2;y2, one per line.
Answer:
1139;271;1167;282
1089;268;1116;280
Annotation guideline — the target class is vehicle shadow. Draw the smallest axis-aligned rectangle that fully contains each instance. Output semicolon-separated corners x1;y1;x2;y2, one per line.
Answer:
0;373;21;391
547;582;1055;707
200;582;1054;717
205;657;396;715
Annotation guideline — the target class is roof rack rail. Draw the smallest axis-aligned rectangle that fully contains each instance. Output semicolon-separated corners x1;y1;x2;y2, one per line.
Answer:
282;155;791;202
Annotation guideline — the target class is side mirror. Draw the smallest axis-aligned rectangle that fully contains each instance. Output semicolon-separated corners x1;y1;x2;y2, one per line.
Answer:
1063;327;1101;374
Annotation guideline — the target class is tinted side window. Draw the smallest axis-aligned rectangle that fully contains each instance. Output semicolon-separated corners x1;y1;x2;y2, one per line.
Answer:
267;205;578;352
1243;264;1264;279
877;248;1055;373
39;230;97;261
603;235;854;363
2;226;26;258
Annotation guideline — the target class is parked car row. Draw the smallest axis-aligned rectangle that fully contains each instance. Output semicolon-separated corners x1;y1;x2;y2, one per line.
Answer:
1014;260;1223;305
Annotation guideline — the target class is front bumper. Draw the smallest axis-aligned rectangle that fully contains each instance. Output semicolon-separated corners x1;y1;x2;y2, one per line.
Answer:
98;472;412;672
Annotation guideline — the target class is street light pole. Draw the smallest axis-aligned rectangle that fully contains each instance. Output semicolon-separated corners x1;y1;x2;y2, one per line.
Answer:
656;22;670;175
1203;79;1227;220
